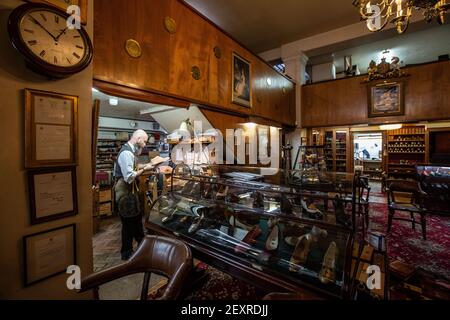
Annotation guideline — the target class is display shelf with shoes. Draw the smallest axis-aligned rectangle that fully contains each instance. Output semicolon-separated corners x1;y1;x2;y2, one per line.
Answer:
145;163;357;299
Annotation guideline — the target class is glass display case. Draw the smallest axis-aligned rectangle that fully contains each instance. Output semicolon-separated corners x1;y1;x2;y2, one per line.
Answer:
145;164;356;299
416;165;450;214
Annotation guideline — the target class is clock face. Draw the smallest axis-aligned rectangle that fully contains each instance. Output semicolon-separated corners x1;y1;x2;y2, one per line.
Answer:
8;3;93;78
19;9;86;67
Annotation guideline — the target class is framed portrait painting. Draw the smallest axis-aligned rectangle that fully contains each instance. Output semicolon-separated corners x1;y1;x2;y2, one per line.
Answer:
232;53;252;108
368;81;404;118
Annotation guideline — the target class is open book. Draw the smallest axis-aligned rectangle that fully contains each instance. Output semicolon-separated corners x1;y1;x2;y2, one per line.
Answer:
150;156;170;166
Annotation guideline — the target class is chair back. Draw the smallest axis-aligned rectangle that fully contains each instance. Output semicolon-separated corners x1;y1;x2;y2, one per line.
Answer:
79;235;192;300
387;180;425;207
356;175;371;203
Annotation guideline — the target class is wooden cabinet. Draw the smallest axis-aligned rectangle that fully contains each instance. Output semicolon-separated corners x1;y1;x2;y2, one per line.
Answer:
310;128;351;173
386;126;427;180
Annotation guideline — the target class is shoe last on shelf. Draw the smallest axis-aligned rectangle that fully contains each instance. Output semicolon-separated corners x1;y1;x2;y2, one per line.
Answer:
318;241;338;284
289;234;311;272
265;220;280;251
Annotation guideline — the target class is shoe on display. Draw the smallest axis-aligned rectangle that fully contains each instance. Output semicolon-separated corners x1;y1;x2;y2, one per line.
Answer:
252;191;265;209
280;194;293;215
216;186;228;199
235;225;262;254
188;213;205;234
289;234;311;271
265;219;280;251
318;241;338;284
284;223;305;246
301;198;324;220
332;196;352;228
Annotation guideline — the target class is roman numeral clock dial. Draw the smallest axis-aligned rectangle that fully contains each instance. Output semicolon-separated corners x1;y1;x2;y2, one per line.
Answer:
8;3;92;78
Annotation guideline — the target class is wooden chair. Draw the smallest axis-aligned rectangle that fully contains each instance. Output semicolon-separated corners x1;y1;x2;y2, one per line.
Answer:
79;235;193;300
356;175;371;229
387;180;428;240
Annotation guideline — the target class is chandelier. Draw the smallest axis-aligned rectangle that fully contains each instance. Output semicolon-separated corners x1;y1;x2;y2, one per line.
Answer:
354;0;450;34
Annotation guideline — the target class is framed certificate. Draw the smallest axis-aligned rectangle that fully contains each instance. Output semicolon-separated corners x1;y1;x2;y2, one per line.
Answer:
28;167;78;225
23;224;76;287
25;89;78;168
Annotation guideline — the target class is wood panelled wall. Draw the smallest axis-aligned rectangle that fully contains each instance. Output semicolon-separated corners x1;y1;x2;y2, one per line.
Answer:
302;60;450;127
93;0;296;126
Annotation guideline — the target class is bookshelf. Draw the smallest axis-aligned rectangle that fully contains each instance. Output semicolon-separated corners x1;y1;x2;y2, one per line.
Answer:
387;126;427;180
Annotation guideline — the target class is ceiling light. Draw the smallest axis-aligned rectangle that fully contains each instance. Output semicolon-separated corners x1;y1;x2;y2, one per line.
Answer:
109;98;118;106
354;0;450;34
379;124;403;130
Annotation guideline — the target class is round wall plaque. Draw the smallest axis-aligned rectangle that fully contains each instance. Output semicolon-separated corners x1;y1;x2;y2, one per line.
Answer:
213;46;222;59
125;39;142;58
164;17;177;34
191;66;201;80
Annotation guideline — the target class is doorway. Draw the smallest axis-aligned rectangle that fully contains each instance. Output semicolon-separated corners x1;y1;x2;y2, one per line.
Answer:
353;132;383;181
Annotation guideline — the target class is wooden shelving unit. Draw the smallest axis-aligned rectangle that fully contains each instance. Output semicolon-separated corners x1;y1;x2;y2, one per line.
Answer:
311;128;350;173
386;126;427;180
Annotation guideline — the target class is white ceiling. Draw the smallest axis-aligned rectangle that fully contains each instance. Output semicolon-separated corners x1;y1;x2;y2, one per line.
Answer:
314;24;450;73
185;0;450;68
93;90;169;122
184;0;361;53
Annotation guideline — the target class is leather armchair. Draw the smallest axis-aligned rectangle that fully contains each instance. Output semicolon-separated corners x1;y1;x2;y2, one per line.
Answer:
79;235;193;300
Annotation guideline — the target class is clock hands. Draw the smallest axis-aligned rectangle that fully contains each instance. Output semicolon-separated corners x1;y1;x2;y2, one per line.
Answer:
55;27;68;41
28;14;57;41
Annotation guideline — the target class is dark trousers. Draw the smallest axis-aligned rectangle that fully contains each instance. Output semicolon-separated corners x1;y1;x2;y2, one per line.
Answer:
120;214;145;257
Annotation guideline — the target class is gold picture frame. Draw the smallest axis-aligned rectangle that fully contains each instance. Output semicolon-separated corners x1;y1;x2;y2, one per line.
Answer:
232;52;252;108
368;81;405;118
25;0;88;25
23;224;76;287
25;89;78;168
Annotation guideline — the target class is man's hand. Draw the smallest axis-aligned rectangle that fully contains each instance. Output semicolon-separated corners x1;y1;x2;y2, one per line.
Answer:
143;163;154;171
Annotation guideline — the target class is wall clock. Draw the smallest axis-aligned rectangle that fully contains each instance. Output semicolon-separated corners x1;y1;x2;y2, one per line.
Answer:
8;3;93;78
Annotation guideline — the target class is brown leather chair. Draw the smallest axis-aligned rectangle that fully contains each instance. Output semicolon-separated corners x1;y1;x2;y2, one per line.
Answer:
79;235;193;300
387;180;428;240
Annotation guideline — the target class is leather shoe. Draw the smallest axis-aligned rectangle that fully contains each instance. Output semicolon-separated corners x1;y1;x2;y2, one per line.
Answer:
265;218;280;251
289;234;311;271
318;241;338;284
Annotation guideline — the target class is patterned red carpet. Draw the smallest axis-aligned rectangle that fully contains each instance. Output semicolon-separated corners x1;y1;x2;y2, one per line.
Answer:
369;201;450;280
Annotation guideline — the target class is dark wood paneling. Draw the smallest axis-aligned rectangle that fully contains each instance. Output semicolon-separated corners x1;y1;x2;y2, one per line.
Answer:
302;61;450;127
93;0;296;126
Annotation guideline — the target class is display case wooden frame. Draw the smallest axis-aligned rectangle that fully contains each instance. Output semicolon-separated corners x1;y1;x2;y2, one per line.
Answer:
23;224;76;287
25;0;88;24
28;166;78;225
25;89;78;168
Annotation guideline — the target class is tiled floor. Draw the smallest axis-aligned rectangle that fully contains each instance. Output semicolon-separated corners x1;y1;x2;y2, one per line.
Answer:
92;216;165;300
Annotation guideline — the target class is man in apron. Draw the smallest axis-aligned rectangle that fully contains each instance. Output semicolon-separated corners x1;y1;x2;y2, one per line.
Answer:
114;129;153;260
